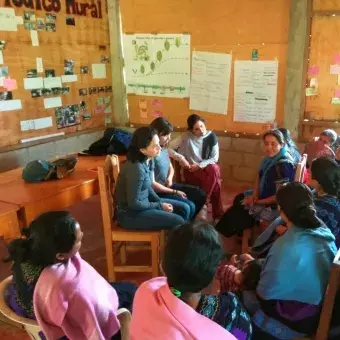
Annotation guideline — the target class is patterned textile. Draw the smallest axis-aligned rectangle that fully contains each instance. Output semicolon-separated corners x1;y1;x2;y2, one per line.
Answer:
197;293;253;340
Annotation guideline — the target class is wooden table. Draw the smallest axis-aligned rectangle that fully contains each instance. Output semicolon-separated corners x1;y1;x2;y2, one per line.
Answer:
0;155;125;226
0;201;21;242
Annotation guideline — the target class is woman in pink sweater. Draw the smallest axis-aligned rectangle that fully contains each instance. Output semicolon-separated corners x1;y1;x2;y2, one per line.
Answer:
6;211;136;340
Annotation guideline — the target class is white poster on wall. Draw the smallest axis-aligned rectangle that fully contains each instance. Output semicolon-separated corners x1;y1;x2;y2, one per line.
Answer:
234;60;278;123
189;51;232;114
123;34;191;98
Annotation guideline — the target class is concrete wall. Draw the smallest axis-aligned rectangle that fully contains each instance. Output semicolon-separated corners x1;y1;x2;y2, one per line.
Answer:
0;130;104;173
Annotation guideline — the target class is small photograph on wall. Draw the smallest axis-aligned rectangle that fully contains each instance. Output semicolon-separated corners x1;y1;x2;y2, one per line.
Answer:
80;66;88;74
66;17;75;26
42;88;52;96
97;86;105;93
46;23;56;32
0;67;9;77
101;55;110;63
64;60;74;75
0;91;13;101
89;87;97;94
31;89;42;98
37;18;45;31
45;69;55;78
24;11;36;21
56;105;80;129
61;87;70;95
0;41;6;51
105;86;112;93
79;88;87;96
27;69;38;78
24;22;36;30
46;13;56;24
80;100;86;111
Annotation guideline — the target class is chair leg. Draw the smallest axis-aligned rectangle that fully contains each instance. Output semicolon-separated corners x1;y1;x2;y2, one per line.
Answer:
151;235;160;278
119;242;127;265
109;241;116;282
160;230;166;252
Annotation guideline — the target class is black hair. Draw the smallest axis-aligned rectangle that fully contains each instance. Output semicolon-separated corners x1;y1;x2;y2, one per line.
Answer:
311;157;340;199
150;117;173;136
163;221;223;294
6;211;78;307
278;128;301;162
276;182;322;229
320;129;338;146
127;126;157;163
263;129;285;145
242;259;262;291
187;114;205;131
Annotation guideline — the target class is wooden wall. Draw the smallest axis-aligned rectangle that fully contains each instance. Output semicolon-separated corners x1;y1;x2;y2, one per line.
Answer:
0;1;112;148
120;0;291;135
302;0;340;139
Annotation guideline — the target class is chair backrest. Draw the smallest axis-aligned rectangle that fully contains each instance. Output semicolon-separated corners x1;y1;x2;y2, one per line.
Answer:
294;153;307;182
314;248;340;340
98;155;120;281
117;308;131;340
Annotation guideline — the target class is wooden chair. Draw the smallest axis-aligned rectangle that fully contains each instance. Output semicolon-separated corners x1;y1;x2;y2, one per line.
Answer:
295;153;308;183
98;155;166;282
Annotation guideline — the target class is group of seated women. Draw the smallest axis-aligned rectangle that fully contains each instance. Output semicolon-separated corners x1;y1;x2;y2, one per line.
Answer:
4;116;340;339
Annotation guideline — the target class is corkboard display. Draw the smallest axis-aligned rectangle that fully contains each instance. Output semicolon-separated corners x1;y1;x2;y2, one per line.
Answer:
0;1;112;148
120;0;290;134
302;0;340;140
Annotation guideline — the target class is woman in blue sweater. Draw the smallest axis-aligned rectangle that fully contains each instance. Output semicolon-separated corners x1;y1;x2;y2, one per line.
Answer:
115;127;185;230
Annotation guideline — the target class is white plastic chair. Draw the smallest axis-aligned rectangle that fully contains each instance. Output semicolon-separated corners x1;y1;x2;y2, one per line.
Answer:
0;276;41;339
0;276;132;340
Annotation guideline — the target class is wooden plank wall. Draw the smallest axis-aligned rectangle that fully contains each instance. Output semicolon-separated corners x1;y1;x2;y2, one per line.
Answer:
0;0;112;148
120;0;291;135
303;0;340;139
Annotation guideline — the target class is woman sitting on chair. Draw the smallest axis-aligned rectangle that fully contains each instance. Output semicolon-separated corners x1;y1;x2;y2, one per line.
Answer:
169;114;223;221
115;126;185;230
278;128;301;164
6;211;136;340
150;117;206;220
251;183;337;339
215;129;295;238
130;221;252;339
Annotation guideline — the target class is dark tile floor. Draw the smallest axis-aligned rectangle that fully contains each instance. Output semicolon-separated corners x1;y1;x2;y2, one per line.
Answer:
0;184;244;338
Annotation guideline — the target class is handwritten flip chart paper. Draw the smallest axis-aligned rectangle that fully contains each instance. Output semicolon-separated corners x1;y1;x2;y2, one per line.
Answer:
92;64;106;79
4;78;17;90
234;61;278;123
0;8;18;32
330;65;340;75
43;77;62;89
24;77;44;90
189;51;232;114
44;97;62;109
0;99;22;112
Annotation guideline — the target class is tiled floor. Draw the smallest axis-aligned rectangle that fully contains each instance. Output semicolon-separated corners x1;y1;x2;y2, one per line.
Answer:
0;184;244;338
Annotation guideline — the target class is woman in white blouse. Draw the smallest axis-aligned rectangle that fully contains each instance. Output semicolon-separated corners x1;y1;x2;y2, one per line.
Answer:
169;114;223;221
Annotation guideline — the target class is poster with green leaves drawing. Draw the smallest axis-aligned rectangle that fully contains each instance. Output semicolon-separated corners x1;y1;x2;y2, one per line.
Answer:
123;34;191;98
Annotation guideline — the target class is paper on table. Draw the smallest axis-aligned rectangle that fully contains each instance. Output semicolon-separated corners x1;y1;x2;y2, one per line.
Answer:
36;58;44;73
24;77;44;90
44;97;62;109
21;132;65;143
189;51;232;114
92;64;106;79
3;78;17;90
0;8;18;32
234;60;278;123
43;77;62;88
0;51;3;65
30;30;39;47
61;75;78;83
34;117;53;129
0;99;22;112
